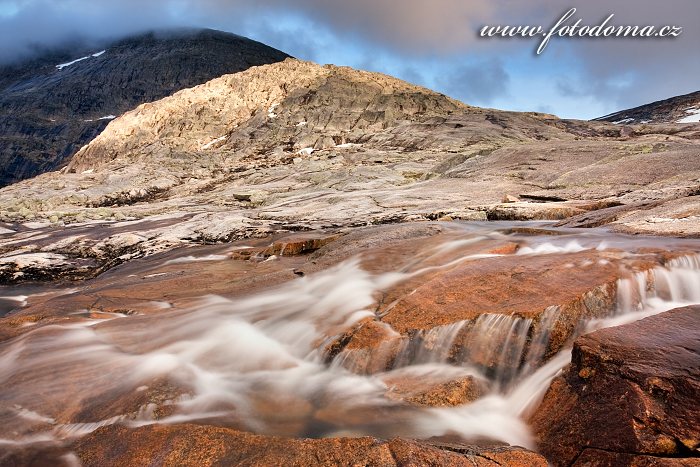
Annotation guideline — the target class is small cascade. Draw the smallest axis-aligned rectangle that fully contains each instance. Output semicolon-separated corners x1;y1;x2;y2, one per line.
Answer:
520;306;561;377
615;270;651;314
455;314;533;387
613;254;700;315
329;322;406;374
382;313;540;389
392;320;469;368
654;254;700;302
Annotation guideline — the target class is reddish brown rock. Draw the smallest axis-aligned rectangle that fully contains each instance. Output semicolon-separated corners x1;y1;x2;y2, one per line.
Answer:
485;202;587;221
373;249;656;374
262;232;342;256
326;318;405;373
385;374;488;407
532;306;700;466
62;423;547;466
573;448;700;466
487;242;520;255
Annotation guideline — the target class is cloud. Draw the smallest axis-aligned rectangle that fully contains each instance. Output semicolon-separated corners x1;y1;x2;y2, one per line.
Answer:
0;0;698;118
438;59;510;105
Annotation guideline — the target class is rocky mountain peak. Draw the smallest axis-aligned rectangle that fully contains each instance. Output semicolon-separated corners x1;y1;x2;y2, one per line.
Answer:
0;28;290;187
66;58;467;173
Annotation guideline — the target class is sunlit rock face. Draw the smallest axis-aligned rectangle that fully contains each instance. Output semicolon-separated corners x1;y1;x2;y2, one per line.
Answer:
0;28;289;187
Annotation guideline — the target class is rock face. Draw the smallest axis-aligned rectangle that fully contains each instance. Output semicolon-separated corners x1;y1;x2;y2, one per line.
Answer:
532;306;700;466
0;28;289;186
0;423;548;466
1;57;700;248
594;90;700;124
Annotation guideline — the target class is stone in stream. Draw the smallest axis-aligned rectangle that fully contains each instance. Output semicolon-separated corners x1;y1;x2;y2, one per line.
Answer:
384;373;488;407
262;232;343;256
532;305;700;466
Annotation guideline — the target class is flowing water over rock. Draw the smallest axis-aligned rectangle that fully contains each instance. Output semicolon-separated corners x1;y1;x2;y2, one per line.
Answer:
0;222;698;459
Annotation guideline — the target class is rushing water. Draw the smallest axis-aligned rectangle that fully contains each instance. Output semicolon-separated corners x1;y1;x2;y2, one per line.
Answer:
0;223;699;451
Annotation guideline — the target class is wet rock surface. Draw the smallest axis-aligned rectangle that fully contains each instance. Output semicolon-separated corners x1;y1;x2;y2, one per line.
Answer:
0;221;698;466
0;423;548;466
533;306;700;466
572;449;700;467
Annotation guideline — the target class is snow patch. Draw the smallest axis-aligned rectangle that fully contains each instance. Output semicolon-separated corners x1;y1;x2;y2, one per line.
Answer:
56;50;106;70
268;103;279;118
297;147;314;155
296;121;307;127
84;115;116;122
56;56;90;70
677;108;700;124
612;118;635;125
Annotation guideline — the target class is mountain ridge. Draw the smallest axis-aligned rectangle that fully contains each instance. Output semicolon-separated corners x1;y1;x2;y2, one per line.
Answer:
0;28;290;187
594;89;700;124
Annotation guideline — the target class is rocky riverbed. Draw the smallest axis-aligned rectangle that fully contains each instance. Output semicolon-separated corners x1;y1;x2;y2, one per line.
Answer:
0;58;699;466
0;221;698;465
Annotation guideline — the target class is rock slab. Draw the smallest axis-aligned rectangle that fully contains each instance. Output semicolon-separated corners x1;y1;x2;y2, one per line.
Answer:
533;306;700;466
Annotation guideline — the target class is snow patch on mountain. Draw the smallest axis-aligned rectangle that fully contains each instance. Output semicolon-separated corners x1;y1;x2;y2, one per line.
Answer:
612;118;635;125
56;50;106;70
677;108;700;124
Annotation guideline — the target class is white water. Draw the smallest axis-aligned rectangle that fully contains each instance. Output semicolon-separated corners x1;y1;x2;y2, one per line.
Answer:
0;235;699;450
162;254;229;265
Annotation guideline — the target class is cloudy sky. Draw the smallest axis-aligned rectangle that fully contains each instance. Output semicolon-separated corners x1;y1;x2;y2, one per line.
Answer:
1;0;697;119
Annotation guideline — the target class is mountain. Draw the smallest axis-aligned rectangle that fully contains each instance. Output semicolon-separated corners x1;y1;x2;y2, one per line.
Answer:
2;57;700;261
0;28;289;187
594;90;700;124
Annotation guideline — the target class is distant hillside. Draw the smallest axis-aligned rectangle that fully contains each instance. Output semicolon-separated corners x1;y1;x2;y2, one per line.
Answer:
594;90;700;125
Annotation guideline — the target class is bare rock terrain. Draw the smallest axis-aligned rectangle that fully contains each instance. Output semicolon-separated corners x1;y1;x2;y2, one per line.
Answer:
1;58;700;284
0;54;699;466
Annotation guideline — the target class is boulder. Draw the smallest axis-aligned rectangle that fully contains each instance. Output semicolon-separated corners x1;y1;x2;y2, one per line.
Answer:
572;448;700;466
385;373;488;407
262;232;342;256
532;306;700;466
